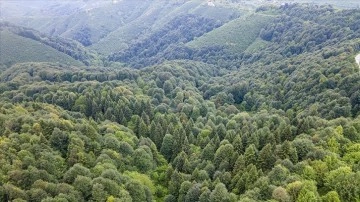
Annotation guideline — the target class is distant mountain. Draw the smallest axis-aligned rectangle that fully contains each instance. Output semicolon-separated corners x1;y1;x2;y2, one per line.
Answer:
0;22;102;67
0;27;82;67
186;13;275;54
89;0;243;54
0;2;360;202
1;0;360;69
2;0;358;59
0;0;240;49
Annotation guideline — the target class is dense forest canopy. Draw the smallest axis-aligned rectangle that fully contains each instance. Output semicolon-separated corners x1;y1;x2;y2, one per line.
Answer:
0;0;360;202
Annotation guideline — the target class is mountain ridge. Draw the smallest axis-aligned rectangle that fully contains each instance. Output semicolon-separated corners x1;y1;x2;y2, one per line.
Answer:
0;2;359;202
0;22;103;66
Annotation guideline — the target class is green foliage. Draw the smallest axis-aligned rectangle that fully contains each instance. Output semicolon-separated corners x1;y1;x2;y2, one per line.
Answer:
0;29;83;66
160;134;174;161
321;191;341;202
125;180;150;202
272;186;291;202
210;183;231;202
187;13;274;53
0;23;102;66
0;3;360;202
108;14;223;68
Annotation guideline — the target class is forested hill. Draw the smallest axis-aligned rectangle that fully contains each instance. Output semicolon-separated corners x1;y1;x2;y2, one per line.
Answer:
0;22;102;67
0;2;360;202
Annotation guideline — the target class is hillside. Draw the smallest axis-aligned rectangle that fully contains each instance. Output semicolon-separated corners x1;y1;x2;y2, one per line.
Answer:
2;0;358;57
187;13;275;53
105;7;277;68
0;22;102;66
0;2;359;202
90;0;243;55
0;30;83;67
0;0;242;52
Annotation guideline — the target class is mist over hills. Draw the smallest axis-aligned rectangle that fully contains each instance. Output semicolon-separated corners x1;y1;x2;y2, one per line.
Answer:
2;0;359;52
0;1;360;202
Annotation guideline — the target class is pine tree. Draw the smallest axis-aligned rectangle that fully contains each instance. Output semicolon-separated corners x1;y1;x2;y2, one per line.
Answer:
185;118;194;136
154;123;164;149
138;119;149;138
199;187;211;202
244;144;257;166
202;142;215;161
160;134;174;162
216;124;226;140
209;183;230;202
233;135;244;154
149;121;157;142
185;183;201;202
258;144;276;171
141;111;150;125
182;136;190;155
169;170;183;198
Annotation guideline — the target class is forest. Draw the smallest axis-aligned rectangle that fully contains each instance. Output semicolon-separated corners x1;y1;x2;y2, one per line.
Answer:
0;1;360;202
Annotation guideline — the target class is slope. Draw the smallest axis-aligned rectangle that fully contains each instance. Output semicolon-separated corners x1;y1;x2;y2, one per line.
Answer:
90;0;243;55
210;4;360;118
0;0;152;46
106;8;278;68
1;0;359;51
186;13;275;53
0;3;359;202
0;22;102;66
0;30;82;67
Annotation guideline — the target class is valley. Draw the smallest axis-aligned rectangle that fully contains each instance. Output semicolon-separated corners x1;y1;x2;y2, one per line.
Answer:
0;1;359;202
